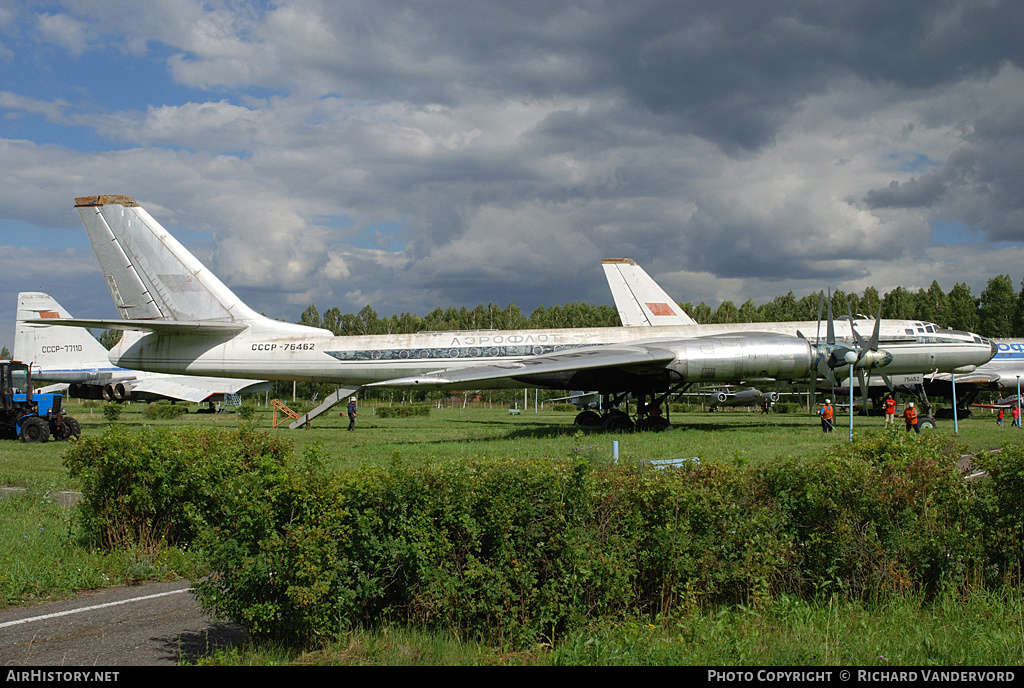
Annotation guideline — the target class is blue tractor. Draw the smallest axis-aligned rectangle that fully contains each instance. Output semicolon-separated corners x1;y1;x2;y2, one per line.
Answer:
0;361;81;442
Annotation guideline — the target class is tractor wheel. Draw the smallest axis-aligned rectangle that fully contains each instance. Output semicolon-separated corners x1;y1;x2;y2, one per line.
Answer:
21;417;49;443
51;419;71;441
64;417;82;439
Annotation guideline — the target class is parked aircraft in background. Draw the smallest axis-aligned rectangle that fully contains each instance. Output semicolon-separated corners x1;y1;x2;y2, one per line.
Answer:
37;196;996;432
925;339;1024;393
695;385;777;411
601;257;1000;417
548;390;602;410
15;292;270;405
971;394;1023;410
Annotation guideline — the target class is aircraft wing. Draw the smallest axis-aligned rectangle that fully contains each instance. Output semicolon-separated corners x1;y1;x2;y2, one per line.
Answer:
368;344;678;387
126;376;271;403
926;371;1005;385
36;383;70;394
25;317;248;335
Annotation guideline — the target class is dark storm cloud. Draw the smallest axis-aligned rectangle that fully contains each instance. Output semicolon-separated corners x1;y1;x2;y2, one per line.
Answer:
290;1;1024;153
5;0;1024;351
865;91;1024;242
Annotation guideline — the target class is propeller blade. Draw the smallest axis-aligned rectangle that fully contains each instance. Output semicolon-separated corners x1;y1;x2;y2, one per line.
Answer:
816;291;824;344
879;371;893;391
849;303;867;350
808;368;817;411
868;304;882;351
818;358;838;387
826;289;835;346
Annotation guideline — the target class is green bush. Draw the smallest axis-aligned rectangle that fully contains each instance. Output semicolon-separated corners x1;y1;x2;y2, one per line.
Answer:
971;443;1024;584
63;424;1024;648
375;404;430;419
101;404;123;421
193;431;1024;646
62;425;290;552
142;402;188;419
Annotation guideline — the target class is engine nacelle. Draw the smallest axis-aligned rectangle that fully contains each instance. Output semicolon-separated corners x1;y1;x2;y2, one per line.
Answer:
664;334;814;382
113;382;134;401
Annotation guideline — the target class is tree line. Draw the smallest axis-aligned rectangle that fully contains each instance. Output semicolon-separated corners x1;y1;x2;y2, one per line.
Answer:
297;274;1024;338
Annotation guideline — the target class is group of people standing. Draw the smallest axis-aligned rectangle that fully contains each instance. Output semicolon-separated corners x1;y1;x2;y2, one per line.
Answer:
818;395;922;433
995;405;1020;427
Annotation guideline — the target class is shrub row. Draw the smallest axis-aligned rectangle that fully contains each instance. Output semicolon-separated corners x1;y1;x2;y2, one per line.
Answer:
142;402;189;420
375;404;430;418
63;426;1024;647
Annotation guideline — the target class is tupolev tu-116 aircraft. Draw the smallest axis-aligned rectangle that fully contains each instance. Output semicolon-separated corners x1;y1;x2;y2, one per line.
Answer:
35;196;997;432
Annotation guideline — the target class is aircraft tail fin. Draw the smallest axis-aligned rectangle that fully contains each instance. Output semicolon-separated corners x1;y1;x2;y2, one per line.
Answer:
75;195;261;323
601;258;698;327
15;292;113;369
74;196;330;336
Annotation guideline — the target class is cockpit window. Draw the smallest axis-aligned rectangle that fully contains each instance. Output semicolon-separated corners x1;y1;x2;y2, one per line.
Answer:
905;329;914;335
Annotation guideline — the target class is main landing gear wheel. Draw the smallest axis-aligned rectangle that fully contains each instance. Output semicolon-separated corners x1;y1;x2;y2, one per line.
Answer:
918;417;936;430
601;412;635;433
636;416;672;432
574;410;602;427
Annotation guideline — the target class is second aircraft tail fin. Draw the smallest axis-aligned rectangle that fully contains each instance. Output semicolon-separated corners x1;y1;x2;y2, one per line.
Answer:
15;292;113;369
601;258;698;327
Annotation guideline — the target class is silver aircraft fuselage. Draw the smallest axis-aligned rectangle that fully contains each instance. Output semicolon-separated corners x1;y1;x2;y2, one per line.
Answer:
109;319;996;392
68;194;996;395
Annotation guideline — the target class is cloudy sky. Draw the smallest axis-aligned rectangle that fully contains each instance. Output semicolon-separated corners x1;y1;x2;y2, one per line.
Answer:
2;0;1024;351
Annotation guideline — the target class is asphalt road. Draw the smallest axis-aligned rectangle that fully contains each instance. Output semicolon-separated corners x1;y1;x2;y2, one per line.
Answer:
0;580;245;666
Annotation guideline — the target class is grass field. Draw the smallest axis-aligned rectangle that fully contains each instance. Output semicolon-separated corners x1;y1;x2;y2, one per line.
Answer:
0;399;1014;489
2;398;1022;665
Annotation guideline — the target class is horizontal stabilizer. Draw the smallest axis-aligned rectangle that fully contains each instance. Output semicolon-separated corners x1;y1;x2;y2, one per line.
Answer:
129;376;270;403
26;317;248;335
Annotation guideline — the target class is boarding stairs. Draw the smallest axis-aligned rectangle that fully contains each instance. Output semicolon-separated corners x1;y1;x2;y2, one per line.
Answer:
287;385;363;430
220;392;242;412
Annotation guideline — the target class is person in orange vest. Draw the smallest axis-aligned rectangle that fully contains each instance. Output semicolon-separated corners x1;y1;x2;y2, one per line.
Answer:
884;395;896;426
1013;405;1020;428
997;407;1005;426
903;401;919;434
819;399;834;433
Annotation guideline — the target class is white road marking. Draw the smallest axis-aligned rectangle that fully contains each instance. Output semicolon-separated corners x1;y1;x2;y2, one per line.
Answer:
0;588;189;629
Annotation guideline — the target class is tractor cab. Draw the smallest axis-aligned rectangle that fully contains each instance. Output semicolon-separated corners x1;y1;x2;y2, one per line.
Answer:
0;360;80;442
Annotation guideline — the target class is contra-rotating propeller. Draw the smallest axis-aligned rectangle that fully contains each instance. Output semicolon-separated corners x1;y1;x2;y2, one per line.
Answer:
846;303;894;406
798;290;894;405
